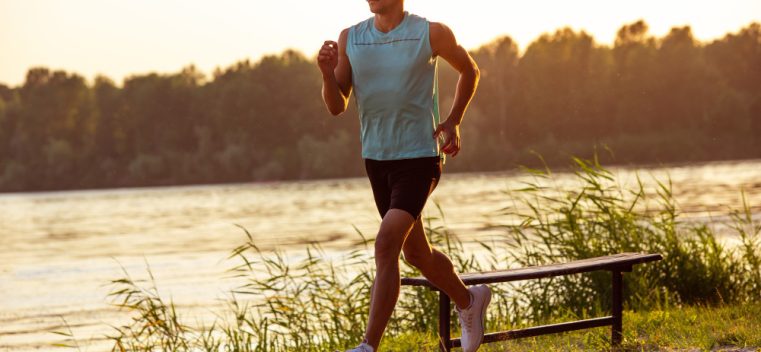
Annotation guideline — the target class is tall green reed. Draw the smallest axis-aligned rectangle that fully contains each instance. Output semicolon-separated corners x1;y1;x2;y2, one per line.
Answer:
497;156;761;322
106;263;195;351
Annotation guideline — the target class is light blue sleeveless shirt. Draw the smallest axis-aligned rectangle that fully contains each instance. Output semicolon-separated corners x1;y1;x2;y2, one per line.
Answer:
346;12;441;161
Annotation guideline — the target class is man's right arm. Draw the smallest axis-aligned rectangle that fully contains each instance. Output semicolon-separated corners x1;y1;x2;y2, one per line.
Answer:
318;28;352;116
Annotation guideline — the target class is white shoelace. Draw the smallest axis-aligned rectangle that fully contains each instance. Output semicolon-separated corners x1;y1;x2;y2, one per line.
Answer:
460;312;474;332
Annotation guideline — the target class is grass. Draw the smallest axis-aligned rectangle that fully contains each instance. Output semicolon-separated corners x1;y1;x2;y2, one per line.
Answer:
53;155;761;351
379;303;761;351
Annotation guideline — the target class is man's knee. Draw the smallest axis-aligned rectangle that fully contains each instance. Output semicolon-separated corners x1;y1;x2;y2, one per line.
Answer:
374;231;403;264
374;209;415;263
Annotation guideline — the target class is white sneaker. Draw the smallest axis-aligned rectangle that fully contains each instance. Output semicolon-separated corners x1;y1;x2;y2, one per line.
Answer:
456;284;491;352
341;342;374;352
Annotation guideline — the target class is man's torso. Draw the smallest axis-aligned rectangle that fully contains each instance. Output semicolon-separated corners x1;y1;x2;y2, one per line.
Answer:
346;12;441;161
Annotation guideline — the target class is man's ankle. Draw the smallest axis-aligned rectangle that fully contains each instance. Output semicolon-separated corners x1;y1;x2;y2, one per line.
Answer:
457;291;474;311
361;338;375;352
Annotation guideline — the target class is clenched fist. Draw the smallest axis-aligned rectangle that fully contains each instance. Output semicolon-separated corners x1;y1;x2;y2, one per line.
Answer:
318;40;338;76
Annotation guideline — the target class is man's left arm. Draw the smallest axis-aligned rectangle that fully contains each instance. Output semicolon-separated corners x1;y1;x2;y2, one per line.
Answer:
430;22;480;157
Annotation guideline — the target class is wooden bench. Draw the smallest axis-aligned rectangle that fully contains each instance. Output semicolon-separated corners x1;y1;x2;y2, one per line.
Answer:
401;252;663;351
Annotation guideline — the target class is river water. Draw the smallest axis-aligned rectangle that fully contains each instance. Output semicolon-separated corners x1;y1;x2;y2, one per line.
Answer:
1;159;760;350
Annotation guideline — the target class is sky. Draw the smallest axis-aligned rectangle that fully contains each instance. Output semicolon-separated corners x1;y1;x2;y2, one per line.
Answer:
1;0;759;87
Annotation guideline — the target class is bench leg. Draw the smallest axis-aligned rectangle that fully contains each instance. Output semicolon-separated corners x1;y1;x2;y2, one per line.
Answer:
611;270;623;346
439;291;451;352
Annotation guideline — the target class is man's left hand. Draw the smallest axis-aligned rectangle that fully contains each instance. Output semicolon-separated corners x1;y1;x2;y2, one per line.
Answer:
433;118;461;157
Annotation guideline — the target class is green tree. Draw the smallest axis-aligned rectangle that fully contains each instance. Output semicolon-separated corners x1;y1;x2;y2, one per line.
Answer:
516;28;612;148
466;36;521;170
704;23;761;146
611;20;659;135
653;26;712;130
705;23;761;95
16;68;95;189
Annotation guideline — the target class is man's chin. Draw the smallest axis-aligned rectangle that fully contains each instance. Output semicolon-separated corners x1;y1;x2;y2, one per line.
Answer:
367;1;381;13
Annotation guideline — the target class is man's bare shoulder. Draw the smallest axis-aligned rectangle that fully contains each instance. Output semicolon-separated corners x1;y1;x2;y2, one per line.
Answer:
337;28;350;50
428;22;457;56
429;22;455;39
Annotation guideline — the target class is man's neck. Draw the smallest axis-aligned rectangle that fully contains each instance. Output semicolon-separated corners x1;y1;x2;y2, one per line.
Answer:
373;9;405;33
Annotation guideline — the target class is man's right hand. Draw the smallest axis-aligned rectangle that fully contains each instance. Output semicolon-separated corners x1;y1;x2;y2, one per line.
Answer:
318;40;339;77
319;30;352;116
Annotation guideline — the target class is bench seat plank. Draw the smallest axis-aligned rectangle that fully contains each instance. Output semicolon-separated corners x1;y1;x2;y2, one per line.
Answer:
401;252;662;288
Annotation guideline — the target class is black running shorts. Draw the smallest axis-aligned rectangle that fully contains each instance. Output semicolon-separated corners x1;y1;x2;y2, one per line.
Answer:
364;156;442;220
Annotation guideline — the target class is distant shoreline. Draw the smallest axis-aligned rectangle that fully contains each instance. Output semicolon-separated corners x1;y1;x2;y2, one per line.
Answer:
2;157;760;196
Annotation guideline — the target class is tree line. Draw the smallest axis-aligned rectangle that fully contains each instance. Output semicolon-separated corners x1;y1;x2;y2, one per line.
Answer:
0;21;759;192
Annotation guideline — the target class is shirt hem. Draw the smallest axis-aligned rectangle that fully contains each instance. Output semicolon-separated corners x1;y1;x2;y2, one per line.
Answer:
362;150;441;161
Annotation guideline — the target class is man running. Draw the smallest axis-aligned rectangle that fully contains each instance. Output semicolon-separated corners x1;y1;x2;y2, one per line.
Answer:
318;1;490;351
